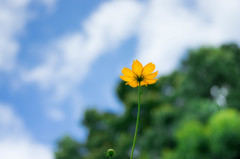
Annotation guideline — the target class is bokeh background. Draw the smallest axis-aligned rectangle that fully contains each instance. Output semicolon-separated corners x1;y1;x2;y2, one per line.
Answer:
1;0;240;159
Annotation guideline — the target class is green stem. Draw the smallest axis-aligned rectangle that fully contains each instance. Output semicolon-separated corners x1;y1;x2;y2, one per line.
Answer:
130;85;141;159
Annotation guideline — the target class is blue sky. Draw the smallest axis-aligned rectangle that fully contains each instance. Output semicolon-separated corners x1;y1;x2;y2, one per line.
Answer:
1;0;240;158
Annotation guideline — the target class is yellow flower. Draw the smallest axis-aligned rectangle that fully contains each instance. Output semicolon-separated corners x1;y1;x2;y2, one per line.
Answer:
120;60;158;87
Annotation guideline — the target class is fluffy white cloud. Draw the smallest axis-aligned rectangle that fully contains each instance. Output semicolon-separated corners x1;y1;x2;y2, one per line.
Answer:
0;103;24;137
46;108;65;121
136;0;240;74
0;0;59;71
0;103;53;159
39;0;58;9
0;0;30;71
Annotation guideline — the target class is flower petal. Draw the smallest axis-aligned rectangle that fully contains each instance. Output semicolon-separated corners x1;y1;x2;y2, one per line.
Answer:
120;75;134;82
142;79;158;85
127;81;138;87
145;71;158;80
142;62;155;75
132;60;143;76
140;82;147;86
122;67;135;77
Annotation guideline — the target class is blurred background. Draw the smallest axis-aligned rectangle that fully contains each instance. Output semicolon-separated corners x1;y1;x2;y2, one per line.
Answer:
1;0;240;159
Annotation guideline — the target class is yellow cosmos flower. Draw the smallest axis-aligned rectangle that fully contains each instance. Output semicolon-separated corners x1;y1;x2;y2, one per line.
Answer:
120;60;158;87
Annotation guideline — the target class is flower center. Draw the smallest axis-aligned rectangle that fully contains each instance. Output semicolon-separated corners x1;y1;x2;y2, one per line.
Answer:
136;75;144;83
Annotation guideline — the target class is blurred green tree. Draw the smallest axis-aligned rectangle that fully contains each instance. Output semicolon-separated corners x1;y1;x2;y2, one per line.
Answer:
55;43;240;159
55;136;83;159
208;109;240;159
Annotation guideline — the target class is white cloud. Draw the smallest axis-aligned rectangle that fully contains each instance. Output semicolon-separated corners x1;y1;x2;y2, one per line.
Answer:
0;0;30;71
0;103;53;159
136;0;240;74
0;0;59;71
0;139;53;159
0;103;24;137
39;0;58;10
47;108;65;121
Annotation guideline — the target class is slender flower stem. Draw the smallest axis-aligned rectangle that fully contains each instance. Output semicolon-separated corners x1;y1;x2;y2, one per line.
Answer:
130;85;141;159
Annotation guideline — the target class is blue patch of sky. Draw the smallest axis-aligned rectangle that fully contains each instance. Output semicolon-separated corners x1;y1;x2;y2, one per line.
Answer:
181;0;197;10
1;0;119;147
79;36;138;115
1;0;141;147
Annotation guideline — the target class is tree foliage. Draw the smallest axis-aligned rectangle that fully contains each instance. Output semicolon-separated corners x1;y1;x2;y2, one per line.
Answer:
55;43;240;159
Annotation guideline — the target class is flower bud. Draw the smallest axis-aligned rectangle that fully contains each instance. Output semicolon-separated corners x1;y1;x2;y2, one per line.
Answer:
107;149;115;157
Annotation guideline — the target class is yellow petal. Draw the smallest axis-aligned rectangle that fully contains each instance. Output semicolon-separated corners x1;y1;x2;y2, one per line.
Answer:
122;67;135;77
145;71;158;80
142;79;158;85
142;62;155;75
132;60;143;76
140;82;147;86
127;81;139;87
120;75;134;82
